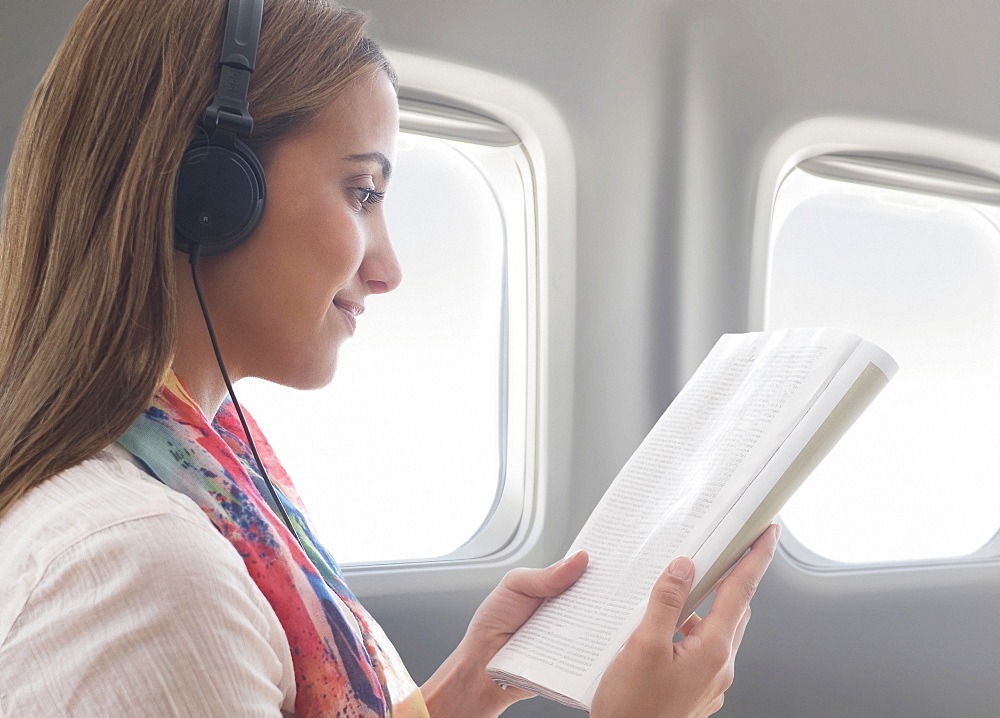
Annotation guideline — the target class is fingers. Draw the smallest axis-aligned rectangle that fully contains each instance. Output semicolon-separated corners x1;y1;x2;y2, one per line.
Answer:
703;524;779;641
731;606;751;653
638;555;696;639
499;550;589;599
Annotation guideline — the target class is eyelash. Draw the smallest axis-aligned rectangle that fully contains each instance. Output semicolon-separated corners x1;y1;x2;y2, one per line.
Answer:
353;187;386;211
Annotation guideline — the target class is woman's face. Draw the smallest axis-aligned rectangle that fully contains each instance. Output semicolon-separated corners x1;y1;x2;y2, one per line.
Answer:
196;71;401;390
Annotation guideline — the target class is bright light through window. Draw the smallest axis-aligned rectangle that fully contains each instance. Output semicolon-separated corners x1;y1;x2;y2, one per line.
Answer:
767;166;1000;564
238;130;532;564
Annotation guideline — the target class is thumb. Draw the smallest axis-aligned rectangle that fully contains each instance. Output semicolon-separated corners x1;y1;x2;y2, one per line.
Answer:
641;556;695;632
546;549;590;593
501;550;589;598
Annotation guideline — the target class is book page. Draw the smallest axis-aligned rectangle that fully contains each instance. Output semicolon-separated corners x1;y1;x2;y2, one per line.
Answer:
488;328;863;702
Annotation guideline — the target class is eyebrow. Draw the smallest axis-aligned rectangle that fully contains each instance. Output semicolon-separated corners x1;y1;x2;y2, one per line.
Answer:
344;152;393;181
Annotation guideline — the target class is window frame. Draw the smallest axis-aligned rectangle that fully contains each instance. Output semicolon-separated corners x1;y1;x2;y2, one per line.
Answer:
341;51;577;597
751;117;1000;577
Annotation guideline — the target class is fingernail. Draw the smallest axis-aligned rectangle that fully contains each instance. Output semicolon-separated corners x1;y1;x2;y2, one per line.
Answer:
774;524;782;540
668;556;693;579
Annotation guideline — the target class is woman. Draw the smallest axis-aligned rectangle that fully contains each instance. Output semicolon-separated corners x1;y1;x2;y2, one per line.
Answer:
0;0;778;715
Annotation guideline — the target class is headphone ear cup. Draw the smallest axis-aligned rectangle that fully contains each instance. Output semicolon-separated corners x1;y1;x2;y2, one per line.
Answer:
174;136;266;256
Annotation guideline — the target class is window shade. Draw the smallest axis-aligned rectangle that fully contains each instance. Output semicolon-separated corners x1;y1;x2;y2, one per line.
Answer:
398;91;520;147
798;153;1000;206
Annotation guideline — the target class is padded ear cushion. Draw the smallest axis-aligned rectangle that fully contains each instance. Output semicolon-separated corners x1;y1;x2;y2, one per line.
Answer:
174;136;267;256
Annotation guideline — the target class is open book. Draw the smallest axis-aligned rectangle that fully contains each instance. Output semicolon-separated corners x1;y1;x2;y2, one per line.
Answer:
486;327;897;711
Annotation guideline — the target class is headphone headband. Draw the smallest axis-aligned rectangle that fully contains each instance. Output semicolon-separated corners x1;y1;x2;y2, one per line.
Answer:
202;0;263;138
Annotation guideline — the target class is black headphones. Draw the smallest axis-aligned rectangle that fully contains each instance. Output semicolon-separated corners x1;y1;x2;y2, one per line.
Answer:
174;0;266;257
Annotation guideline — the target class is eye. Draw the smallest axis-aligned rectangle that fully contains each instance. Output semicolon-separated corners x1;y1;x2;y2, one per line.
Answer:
352;187;386;211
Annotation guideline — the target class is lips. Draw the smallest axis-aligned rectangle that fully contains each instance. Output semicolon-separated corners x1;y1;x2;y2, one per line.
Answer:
333;297;364;334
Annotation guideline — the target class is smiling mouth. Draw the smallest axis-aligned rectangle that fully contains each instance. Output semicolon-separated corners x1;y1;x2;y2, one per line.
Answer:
333;298;364;334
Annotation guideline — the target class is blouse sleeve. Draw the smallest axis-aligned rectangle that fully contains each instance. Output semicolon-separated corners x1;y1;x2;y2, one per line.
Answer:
0;509;297;717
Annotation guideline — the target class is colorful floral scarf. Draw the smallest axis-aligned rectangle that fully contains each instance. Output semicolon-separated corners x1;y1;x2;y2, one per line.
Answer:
117;371;428;718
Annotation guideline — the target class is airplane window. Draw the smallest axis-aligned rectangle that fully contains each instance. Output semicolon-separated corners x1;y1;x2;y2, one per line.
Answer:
238;122;534;564
766;163;1000;566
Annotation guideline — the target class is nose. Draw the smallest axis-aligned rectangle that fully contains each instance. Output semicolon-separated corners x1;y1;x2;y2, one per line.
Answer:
361;222;402;295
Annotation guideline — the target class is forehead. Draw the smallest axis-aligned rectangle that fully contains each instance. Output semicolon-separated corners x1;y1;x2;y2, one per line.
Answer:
300;72;399;162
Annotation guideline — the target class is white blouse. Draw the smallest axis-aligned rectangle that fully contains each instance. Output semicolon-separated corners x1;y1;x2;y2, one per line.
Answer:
0;444;297;716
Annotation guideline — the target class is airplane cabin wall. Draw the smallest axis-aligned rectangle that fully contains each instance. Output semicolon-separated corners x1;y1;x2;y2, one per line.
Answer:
356;1;1000;715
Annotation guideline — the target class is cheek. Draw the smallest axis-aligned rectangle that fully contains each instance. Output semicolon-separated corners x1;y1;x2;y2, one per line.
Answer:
256;181;365;308
266;221;364;330
311;212;366;282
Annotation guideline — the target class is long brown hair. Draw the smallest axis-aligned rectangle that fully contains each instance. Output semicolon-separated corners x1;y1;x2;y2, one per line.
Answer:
0;0;394;518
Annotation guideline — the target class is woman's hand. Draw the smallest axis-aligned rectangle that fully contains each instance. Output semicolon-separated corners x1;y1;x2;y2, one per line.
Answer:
420;550;590;718
590;524;780;718
422;524;778;718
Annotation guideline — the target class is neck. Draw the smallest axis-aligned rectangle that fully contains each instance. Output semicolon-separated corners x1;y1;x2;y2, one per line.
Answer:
171;355;229;419
171;252;242;418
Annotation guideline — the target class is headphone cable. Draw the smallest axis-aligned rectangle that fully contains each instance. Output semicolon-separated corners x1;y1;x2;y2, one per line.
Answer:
187;244;300;541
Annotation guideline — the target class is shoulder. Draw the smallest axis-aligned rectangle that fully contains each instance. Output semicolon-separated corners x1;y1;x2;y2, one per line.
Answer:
1;444;212;560
0;446;296;716
0;444;231;619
